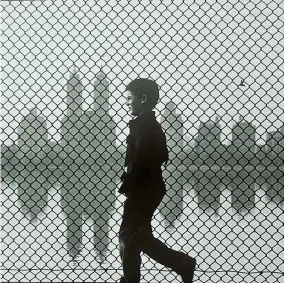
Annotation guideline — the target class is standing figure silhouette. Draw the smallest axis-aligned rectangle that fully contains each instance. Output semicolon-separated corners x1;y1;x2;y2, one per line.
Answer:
118;78;196;283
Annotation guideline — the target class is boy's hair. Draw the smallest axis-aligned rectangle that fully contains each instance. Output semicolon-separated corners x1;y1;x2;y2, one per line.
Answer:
125;78;159;110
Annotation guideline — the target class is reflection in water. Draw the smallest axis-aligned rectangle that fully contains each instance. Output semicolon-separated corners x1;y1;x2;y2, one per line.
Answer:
16;162;51;224
159;165;184;230
228;173;256;214
60;163;116;262
192;170;222;214
4;161;283;255
261;169;284;205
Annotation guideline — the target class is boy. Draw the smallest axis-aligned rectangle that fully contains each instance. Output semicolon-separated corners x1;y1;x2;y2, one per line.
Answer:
118;78;196;283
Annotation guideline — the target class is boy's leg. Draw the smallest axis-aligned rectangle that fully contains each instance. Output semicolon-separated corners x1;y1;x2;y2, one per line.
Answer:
119;184;196;282
138;232;196;282
119;193;143;282
119;228;142;282
118;187;166;282
131;187;196;282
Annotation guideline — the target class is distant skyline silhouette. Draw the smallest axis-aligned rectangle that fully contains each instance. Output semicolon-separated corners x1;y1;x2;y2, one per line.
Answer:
2;0;283;151
1;68;284;154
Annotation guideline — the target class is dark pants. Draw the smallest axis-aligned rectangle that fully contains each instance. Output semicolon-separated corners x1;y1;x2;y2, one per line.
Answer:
118;182;187;283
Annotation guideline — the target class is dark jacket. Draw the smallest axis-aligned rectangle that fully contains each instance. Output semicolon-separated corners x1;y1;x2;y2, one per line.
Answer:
118;111;169;196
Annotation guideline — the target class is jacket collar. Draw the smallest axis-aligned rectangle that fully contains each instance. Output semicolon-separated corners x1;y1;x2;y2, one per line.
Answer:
128;111;156;127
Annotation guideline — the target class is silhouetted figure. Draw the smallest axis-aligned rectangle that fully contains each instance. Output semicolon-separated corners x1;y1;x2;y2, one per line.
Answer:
60;163;116;262
17;163;49;224
193;169;221;214
229;171;256;214
118;78;196;283
17;107;48;162
59;68;116;261
159;102;184;229
232;116;256;166
263;169;284;205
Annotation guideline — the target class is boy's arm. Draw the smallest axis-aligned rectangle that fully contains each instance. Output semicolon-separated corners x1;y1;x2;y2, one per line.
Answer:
118;131;150;195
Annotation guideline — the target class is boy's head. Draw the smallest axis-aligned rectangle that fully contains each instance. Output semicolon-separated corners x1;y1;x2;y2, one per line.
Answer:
125;78;159;116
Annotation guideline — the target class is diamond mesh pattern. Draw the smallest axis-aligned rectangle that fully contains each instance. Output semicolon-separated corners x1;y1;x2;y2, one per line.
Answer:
1;1;283;283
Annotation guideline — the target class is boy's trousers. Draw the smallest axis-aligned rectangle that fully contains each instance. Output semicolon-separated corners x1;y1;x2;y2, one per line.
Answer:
118;181;186;282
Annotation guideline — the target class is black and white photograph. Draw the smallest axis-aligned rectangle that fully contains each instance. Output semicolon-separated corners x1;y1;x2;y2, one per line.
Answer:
1;1;283;282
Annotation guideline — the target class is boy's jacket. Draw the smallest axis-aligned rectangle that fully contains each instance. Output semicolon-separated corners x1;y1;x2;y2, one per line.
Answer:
118;111;169;196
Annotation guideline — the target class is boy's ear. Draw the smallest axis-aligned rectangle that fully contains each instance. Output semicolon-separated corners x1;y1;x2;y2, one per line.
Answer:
140;94;147;104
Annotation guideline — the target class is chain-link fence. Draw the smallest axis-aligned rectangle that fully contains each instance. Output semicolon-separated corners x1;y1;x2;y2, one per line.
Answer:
1;1;283;282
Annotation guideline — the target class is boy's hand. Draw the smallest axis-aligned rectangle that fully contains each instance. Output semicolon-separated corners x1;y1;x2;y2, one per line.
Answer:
118;171;131;196
120;171;127;182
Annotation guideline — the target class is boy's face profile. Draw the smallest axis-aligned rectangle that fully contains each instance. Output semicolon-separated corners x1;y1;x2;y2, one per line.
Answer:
126;90;147;117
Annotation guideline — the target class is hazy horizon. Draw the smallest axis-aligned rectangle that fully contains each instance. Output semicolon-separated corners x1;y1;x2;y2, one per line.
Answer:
1;0;283;146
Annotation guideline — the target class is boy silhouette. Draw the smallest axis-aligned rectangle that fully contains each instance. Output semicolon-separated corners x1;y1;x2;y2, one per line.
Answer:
118;78;196;283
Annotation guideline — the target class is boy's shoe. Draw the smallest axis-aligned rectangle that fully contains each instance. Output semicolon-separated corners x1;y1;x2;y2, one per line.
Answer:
119;278;139;283
177;252;196;283
119;253;196;283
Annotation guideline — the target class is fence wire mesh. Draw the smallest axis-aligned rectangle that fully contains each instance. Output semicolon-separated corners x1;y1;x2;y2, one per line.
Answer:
1;1;284;282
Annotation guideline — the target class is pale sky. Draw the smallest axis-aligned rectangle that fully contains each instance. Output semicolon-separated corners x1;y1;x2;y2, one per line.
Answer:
1;0;283;146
